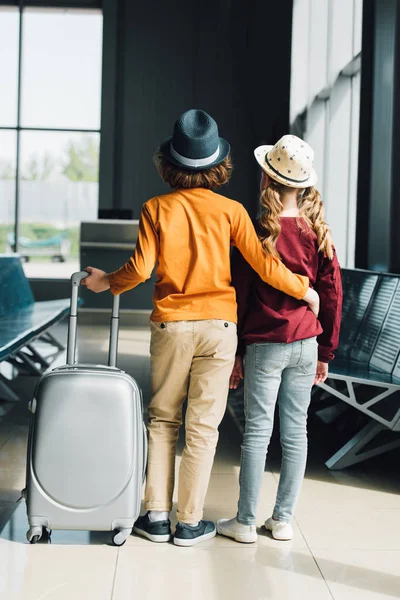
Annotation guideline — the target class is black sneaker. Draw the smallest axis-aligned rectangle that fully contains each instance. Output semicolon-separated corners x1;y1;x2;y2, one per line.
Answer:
173;520;216;547
132;513;171;543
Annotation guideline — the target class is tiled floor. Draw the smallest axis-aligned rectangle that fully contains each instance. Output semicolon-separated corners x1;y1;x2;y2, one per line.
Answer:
0;323;399;600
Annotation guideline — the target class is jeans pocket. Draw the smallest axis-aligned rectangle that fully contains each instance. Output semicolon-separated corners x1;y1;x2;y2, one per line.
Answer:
302;336;317;345
300;339;318;375
254;343;284;374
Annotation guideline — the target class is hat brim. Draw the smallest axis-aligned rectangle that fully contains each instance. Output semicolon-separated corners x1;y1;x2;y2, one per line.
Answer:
159;137;231;170
254;145;318;188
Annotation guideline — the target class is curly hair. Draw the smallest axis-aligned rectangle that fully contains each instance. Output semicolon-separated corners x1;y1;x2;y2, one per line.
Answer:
154;151;233;190
258;179;334;259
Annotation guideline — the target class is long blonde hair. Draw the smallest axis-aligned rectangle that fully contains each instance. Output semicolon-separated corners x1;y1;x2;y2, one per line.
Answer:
258;178;334;259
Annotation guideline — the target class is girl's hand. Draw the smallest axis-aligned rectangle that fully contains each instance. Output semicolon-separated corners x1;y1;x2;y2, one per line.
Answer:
314;360;328;385
302;287;320;317
81;266;110;293
230;355;244;389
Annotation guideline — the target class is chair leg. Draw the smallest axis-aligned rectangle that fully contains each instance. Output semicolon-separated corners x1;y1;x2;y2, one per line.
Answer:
25;344;50;369
0;374;20;402
13;352;43;376
39;331;65;351
326;421;400;469
315;402;350;425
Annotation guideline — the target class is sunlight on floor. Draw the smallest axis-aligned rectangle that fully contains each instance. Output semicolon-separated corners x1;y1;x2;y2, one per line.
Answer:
0;323;399;600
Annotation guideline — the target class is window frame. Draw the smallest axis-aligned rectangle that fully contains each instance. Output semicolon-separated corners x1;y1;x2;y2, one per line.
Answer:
0;3;102;262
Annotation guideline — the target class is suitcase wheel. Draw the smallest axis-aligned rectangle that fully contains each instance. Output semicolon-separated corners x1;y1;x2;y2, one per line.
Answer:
111;528;130;547
27;526;44;544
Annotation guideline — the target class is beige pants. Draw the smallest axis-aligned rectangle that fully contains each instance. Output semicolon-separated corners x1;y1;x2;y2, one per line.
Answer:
144;319;237;524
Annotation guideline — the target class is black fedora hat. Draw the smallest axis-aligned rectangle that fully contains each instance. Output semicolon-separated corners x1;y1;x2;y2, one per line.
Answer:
159;109;230;170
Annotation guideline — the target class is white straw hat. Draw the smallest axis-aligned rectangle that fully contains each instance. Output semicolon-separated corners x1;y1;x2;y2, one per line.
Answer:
254;134;318;188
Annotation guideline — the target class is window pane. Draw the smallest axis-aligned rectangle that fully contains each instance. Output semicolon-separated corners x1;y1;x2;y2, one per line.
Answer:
308;0;329;101
19;131;99;278
306;100;327;197
0;8;19;127
329;0;354;81
290;0;310;123
353;0;363;56
0;130;17;254
324;78;352;265
21;9;103;129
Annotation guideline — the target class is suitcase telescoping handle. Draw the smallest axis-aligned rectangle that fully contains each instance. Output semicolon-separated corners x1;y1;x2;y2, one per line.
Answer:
67;271;120;367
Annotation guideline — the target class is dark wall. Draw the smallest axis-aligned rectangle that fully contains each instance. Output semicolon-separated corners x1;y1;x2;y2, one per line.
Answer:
355;0;374;269
100;0;293;219
356;0;400;274
0;1;101;6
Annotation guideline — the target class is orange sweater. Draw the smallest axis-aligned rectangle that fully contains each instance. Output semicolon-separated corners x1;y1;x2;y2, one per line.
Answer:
108;188;309;323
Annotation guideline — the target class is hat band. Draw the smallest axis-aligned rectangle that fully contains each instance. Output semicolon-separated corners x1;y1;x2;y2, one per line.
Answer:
170;143;220;168
265;153;310;184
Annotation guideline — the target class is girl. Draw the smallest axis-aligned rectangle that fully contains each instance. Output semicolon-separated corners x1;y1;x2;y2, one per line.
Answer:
82;113;319;547
217;134;342;543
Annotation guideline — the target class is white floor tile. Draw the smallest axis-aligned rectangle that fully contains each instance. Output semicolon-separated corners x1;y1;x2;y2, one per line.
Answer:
204;470;279;507
296;508;400;550
0;429;11;451
0;433;28;467
112;545;332;600
205;474;240;505
297;475;400;511
0;541;116;600
0;466;25;502
313;549;400;600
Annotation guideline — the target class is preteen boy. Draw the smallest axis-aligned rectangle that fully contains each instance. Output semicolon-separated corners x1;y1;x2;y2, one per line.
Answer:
83;109;319;546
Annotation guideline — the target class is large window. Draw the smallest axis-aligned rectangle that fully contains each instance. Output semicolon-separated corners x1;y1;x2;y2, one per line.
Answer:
290;0;362;268
0;6;102;278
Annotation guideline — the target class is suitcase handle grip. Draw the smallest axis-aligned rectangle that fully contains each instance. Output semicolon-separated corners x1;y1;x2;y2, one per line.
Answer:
71;271;89;288
67;271;120;367
54;364;119;372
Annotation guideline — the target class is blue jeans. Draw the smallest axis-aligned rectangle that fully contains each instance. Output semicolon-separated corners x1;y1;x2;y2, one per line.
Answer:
237;339;317;525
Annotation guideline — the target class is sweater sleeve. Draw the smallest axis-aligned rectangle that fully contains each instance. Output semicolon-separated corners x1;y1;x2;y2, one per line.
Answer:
231;247;255;357
315;248;343;362
231;203;309;300
108;204;159;295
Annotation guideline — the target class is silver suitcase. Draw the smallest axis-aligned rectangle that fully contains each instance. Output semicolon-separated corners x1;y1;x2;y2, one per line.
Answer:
24;271;147;546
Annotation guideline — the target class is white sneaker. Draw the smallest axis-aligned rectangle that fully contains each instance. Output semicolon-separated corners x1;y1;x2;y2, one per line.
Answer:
264;517;293;540
217;517;257;544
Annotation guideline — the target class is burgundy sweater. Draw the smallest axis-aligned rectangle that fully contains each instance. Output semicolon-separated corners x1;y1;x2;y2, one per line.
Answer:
232;218;343;363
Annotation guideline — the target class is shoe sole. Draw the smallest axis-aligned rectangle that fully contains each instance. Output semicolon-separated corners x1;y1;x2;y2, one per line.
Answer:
132;526;171;543
264;522;293;541
216;524;257;544
173;529;216;547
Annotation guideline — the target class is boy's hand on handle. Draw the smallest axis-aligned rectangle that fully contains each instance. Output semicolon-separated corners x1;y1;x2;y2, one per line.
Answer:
302;287;320;316
314;361;328;385
81;266;110;293
230;355;244;389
